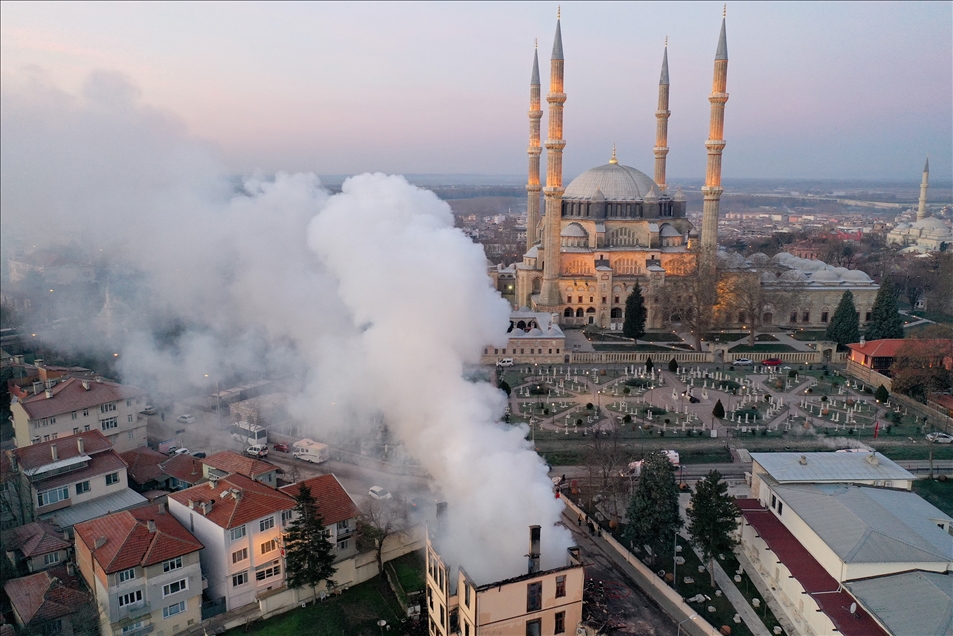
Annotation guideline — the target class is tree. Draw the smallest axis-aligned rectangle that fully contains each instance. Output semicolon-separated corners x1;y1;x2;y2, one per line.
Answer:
661;258;722;351
686;470;739;586
645;357;654;373
498;380;511;397
359;495;409;589
622;283;647;340
284;483;337;599
864;279;904;341
668;358;678;373
874;385;889;403
890;338;953;402
826;290;859;348
623;451;681;565
720;263;805;345
711;399;725;419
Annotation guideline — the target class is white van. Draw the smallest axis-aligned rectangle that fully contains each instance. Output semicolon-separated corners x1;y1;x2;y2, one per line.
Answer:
497;358;514;367
244;444;268;458
293;438;330;464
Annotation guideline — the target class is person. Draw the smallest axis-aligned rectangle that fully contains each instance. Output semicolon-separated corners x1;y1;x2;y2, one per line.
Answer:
577;514;583;527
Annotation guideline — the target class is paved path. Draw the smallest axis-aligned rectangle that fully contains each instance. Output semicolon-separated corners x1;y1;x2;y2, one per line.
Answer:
692;544;772;636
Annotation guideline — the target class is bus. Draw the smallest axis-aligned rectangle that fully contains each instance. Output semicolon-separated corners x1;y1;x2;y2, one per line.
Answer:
230;421;267;446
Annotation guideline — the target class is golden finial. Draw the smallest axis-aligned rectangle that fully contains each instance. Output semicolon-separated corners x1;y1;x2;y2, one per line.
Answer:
723;4;727;18
557;6;561;20
609;144;618;165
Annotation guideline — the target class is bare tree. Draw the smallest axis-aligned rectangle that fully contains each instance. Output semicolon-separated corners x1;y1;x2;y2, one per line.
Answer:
720;264;805;345
660;258;722;351
358;495;410;588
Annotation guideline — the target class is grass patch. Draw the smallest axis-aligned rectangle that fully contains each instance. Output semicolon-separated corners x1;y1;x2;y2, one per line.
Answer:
721;553;784;635
754;334;779;342
390;550;425;594
729;344;797;353
790;330;828;341
912;479;953;516
226;578;404;636
909;310;953;325
879;445;953;462
539;450;584;465
638;332;684;342
704;332;748;344
592;343;674;352
679;447;732;464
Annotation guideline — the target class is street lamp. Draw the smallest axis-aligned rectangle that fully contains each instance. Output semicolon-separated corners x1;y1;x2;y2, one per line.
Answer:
673;529;679;592
676;613;699;636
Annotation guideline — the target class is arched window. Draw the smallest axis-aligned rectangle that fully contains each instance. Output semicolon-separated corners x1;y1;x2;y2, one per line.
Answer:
564;308;574;317
610;308;622;319
586;307;596;314
575;308;584;318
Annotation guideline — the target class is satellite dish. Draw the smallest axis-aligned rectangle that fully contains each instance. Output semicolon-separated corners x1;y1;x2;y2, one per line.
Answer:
849;602;857;614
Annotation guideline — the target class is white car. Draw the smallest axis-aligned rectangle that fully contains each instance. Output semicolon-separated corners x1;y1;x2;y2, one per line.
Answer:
368;486;392;500
176;414;196;424
734;358;753;366
926;432;953;444
244;444;269;458
496;358;514;367
174;448;191;455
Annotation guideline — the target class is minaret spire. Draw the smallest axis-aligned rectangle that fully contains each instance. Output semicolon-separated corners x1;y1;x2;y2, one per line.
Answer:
540;10;567;308
654;39;671;191
701;13;729;257
917;157;929;221
526;44;543;249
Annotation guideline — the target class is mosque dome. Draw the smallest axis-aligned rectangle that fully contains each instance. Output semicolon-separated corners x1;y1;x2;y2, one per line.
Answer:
841;270;872;283
561;223;588;237
563;163;661;201
779;269;807;283
913;217;947;230
810;270;841;283
660;224;681;238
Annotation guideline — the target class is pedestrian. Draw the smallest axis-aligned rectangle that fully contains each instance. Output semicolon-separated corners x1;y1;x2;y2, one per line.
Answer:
160;411;165;422
577;514;582;527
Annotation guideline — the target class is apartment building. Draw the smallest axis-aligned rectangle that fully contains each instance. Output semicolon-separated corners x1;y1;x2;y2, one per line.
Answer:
167;474;295;611
75;504;204;636
278;474;360;561
11;376;149;453
202;451;279;487
5;430;146;528
2;521;71;575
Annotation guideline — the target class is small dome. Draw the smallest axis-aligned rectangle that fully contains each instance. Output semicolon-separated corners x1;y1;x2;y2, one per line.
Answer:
525;245;539;258
894;222;911;230
561;223;588;238
761;271;778;283
841;270;872;283
527;328;544;336
563;163;661;201
810;270;841;283
747;253;771;266
913;217;947;230
660;224;681;237
779;269;807;282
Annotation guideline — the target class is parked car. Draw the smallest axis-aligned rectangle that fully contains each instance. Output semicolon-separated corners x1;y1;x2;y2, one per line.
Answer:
497;358;514;367
176;414;196;424
174;448;191;455
926;432;953;444
141;404;157;415
734;358;753;366
191;451;207;458
273;443;290;452
763;358;783;366
368;486;392;500
244;445;268;458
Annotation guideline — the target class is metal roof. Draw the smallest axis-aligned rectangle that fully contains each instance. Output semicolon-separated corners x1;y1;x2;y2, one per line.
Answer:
845;571;953;636
563;163;661;201
531;48;540;85
39;488;147;528
773;483;953;564
752;452;915;483
715;18;728;60
659;46;669;85
551;18;563;61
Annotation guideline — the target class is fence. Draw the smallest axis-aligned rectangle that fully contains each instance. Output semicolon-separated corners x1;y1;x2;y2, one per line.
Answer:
571;351;713;364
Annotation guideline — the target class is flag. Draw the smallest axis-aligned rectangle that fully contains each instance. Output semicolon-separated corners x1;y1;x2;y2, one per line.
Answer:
873;420;880;439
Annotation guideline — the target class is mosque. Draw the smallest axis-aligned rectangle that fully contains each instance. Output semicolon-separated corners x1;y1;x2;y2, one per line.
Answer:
886;159;953;253
508;9;730;330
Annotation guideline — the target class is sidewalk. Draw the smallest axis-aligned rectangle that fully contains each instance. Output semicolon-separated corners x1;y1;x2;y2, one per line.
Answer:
690;543;771;636
735;548;798;636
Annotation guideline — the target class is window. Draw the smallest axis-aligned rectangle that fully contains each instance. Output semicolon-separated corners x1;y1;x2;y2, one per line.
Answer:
163;578;188;597
464;583;471;607
602;296;607;304
614;296;620;304
865;311;872;322
101;403;117;413
37;486;69;507
232;548;248;564
126;399;132;407
790;311;798;323
83;409;89;417
122;621;143;634
821;311;829;323
118;568;136;583
71;412;77;420
525;619;541;636
281;510;294;526
83;425;90;432
128;430;134;439
118;589;143;607
589;296;594;303
526;582;542;612
44;552;60;565
778;502;783;515
75;481;90;495
255;564;281;581
73;428;79;434
259;517;275;532
101;417;118;431
771;494;776;509
163;556;183;572
260;539;277;555
128;414;134;423
555;575;566;598
163;600;186;618
43;618;63;635
336;539;349;551
230;525;246;541
555;611;566;634
336;520;350;532
232;571;249;587
106;472;119;485
50;417;56;425
577;296;582;303
802;311;810;323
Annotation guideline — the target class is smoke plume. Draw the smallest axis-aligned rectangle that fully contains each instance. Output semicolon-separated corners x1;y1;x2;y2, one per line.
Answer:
1;70;572;582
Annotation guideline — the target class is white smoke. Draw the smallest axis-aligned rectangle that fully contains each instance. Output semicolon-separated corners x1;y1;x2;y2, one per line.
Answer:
1;70;572;582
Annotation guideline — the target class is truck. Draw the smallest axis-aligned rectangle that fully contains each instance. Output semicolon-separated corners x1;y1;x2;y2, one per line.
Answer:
293;438;330;464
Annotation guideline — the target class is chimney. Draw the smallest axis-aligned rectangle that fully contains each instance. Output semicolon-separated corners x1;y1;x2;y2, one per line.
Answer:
32;381;41;395
10;454;17;471
77;437;85;455
528;525;541;575
188;499;195;509
81;380;90;391
866;452;879;466
67;562;76;576
50;444;58;462
147;519;156;533
95;377;103;383
230;488;243;501
94;537;107;550
34;359;44;367
45;389;53;399
860;336;866;346
799;455;807;465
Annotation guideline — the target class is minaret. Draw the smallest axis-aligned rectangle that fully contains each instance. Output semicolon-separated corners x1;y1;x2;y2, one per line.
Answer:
917;158;929;221
526;42;543;250
701;9;729;255
539;9;566;307
654;38;671;191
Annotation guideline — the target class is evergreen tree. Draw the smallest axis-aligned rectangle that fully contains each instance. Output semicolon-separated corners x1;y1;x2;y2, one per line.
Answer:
668;358;679;373
285;483;336;599
712;399;725;419
498;380;511;397
645;357;654;373
864;279;904;341
623;451;682;565
826;290;860;348
686;470;738;586
874;384;889;403
622;283;647;340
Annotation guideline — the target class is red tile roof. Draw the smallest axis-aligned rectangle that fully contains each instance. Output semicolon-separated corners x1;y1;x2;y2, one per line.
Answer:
11;430;112;472
736;499;889;636
847;339;906;359
279;475;360;526
203;451;277;480
1;522;70;558
159;454;205;485
73;505;203;574
168;473;294;530
16;377;147;421
120;447;168;486
3;566;89;626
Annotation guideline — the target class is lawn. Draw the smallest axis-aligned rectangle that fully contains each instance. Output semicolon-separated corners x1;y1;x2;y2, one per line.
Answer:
592;343;675;352
754;334;779;342
720;553;784;635
226;578;405;636
639;332;685;342
704;332;748;344
790;330;828;341
390;550;425;594
729;344;797;353
912;479;953;516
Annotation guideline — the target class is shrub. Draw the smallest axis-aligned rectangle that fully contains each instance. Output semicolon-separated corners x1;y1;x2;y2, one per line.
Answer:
659;430;665;437
645;357;654;373
499;380;512;396
848;428;854;435
623;414;632;424
761;428;768;436
821;395;828;402
875;385;889;403
575;418;583;426
623;387;631;395
864;386;873;394
788;369;798;378
669;358;679;373
712;399;726;419
586;402;594;410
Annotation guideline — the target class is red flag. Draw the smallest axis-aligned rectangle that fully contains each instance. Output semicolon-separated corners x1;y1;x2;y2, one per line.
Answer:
874;420;880;439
